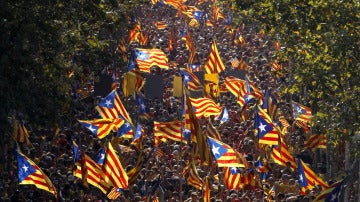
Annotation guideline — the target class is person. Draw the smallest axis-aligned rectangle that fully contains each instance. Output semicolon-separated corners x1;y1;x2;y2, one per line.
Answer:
184;191;198;202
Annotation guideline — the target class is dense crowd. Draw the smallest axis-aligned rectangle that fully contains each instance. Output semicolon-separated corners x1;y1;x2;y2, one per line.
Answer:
1;0;355;202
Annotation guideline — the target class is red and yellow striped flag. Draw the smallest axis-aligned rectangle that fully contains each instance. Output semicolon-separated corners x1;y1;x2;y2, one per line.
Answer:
204;40;226;74
154;121;188;143
135;48;169;72
189;97;222;118
103;142;129;188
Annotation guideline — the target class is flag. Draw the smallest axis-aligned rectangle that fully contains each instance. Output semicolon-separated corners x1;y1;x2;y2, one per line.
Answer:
107;187;123;200
103;142;129;188
189;97;222;118
128;21;141;44
255;106;280;145
205;120;221;140
212;5;225;21
154;121;188;143
78;118;121;139
135;48;169;72
127;150;146;185
203;176;210;202
261;89;278;120
184;161;203;190
204;40;226;74
13;119;31;145
154;21;167;29
270;141;297;170
78;118;124;139
188;63;202;72
204;73;220;98
292;101;312;124
207;136;242;167
254;158;270;173
312;180;342;202
225;76;246;99
117;121;133;139
230;57;240;68
179;68;204;91
215;107;229;124
16;147;57;196
223;167;242;190
297;159;328;193
72;141;81;163
180;23;187;41
204;13;214;27
78;154;111;194
133;124;144;141
123;69;145;97
96;90;133;125
185;92;212;165
304;134;327;149
95;148;106;165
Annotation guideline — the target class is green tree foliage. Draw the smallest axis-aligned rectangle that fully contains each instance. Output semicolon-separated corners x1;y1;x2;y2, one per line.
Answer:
0;0;132;141
234;0;360;149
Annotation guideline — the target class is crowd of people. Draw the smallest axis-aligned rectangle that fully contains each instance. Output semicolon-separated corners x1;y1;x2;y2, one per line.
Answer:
0;0;353;201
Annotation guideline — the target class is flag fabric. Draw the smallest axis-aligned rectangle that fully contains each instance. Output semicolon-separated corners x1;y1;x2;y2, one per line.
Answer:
103;142;129;188
297;159;328;193
139;30;150;46
127;151;145;185
204;73;220;98
292;101;312;124
96;90;133;125
270;142;297;170
123;70;145;97
230;57;240;68
78;118;124;139
117;121;134;139
261;89;278;120
189;97;222;118
13;120;31;145
224;76;246;99
255;106;280;145
312;180;342;202
304;134;327;149
215;107;229;124
203;176;210;202
95;148;106;165
254;158;270;173
207;136;242;167
72;141;81;163
187;63;202;72
128;22;141;44
204;40;226;74
16;148;57;196
204;13;214;27
185;92;212;165
184;161;203;190
223;167;242;190
79;154;111;194
205;120;222;140
107;187;123;200
154;21;167;29
154;121;188;143
179;68;204;91
212;5;225;21
135;48;169;72
133;124;144;141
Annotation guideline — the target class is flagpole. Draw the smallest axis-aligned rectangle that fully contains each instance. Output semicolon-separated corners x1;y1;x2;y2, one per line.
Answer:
178;74;186;202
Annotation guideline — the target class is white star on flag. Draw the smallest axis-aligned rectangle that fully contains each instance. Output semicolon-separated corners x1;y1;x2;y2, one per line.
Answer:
299;174;304;182
212;145;220;156
258;122;267;132
88;125;96;133
22;164;29;172
105;100;112;107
